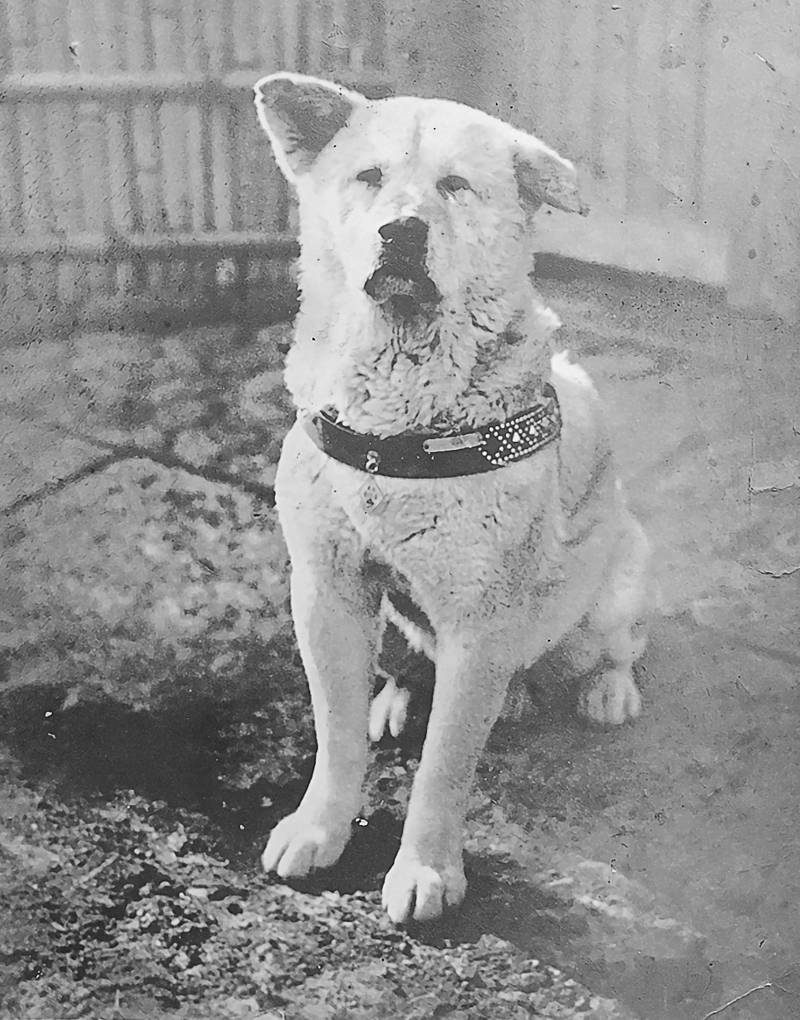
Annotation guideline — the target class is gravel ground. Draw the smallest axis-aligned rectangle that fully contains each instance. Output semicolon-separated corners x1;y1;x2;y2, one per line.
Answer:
0;269;797;1019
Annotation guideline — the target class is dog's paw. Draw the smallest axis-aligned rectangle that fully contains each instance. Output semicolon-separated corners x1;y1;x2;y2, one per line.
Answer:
382;851;467;923
261;811;351;878
579;667;642;725
369;674;410;742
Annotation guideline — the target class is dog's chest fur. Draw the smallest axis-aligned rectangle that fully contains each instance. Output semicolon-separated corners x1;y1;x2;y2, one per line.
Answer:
277;359;623;638
285;298;561;438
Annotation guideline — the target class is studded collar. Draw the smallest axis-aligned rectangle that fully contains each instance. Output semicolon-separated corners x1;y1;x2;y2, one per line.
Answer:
299;384;561;479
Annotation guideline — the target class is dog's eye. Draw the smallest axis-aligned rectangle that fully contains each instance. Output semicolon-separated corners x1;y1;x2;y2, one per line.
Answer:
356;167;383;187
437;175;471;197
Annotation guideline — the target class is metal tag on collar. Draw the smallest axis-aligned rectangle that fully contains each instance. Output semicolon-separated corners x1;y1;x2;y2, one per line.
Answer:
422;432;482;455
360;477;386;515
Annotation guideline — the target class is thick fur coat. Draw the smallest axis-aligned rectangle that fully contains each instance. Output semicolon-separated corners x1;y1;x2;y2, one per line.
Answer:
254;73;650;923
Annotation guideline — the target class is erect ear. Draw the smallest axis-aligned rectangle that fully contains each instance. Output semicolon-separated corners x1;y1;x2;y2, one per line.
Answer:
513;132;589;216
254;72;367;180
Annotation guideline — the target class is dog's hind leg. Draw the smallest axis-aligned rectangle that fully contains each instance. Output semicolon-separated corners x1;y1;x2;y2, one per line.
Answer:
369;594;436;742
568;514;651;724
369;670;411;742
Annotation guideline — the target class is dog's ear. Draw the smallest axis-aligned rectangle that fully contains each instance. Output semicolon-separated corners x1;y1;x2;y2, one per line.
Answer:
513;135;589;216
254;72;367;179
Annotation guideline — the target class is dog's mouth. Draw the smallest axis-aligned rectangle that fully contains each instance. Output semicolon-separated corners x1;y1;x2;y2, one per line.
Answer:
364;265;441;320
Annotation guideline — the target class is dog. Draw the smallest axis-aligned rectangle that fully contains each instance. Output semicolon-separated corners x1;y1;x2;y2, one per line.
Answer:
254;72;650;923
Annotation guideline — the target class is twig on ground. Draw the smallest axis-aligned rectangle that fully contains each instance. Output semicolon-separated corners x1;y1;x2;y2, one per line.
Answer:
699;980;788;1019
79;853;120;885
757;565;800;578
0;432;275;517
1;452;121;516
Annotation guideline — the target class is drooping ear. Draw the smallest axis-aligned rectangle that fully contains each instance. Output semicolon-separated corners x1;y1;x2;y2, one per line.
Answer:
254;72;367;179
513;133;589;216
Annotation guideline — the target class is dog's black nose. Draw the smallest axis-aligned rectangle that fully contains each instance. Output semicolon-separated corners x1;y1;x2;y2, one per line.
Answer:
378;217;429;262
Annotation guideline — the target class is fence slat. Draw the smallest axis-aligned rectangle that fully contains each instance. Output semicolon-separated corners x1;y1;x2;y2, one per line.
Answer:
692;0;711;215
211;105;232;233
227;95;244;234
38;0;69;72
628;3;662;214
0;104;25;236
19;100;60;306
658;0;693;210
47;101;84;304
0;0;11;352
309;0;332;74
596;1;628;210
201;0;225;73
561;0;597;165
0;96;27;314
121;0;147;74
132;106;161;232
281;0;300;72
231;0;259;67
531;0;564;146
5;0;36;73
272;2;286;72
17;102;54;235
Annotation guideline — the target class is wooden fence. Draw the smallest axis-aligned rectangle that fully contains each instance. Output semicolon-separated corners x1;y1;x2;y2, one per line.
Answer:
0;0;796;330
0;0;401;333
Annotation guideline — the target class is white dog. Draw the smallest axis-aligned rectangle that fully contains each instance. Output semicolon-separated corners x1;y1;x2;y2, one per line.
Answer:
254;73;650;923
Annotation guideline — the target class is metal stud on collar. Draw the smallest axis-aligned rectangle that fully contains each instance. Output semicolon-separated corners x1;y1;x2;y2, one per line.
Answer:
477;402;560;467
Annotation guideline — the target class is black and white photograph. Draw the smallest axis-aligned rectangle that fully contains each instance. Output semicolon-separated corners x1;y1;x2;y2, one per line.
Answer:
0;2;798;1017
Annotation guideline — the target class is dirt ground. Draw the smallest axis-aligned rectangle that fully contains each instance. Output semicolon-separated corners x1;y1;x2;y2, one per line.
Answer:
0;269;798;1019
494;272;800;1018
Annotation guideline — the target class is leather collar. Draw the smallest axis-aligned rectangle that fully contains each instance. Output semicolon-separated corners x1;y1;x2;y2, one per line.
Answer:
300;385;561;478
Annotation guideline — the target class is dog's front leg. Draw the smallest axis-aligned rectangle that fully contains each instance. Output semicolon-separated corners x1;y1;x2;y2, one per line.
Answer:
262;457;379;879
382;627;511;922
262;556;378;877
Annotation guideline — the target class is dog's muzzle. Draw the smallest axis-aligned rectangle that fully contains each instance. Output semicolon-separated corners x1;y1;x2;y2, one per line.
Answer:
365;216;441;317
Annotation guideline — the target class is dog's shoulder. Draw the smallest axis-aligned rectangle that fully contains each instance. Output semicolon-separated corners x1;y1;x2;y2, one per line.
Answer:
549;352;618;513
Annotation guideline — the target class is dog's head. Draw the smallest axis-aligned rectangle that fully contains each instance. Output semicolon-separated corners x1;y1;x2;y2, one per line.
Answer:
254;73;587;330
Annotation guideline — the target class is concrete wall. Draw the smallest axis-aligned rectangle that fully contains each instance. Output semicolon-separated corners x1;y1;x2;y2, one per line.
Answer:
388;0;799;311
